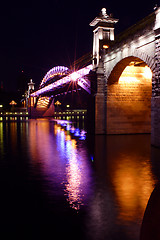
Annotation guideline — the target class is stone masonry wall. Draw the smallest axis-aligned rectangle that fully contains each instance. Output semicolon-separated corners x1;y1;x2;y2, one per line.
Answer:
95;61;106;134
151;33;160;146
107;66;152;134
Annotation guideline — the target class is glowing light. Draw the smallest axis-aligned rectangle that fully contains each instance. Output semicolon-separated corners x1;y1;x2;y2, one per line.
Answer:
74;129;80;137
9;100;17;105
31;64;92;97
70;126;75;133
108;64;152;134
91;155;94;162
79;130;87;140
65;134;71;141
111;154;155;222
103;44;109;49
55;100;61;106
101;8;107;16
52;121;90;210
36;97;50;109
119;76;139;84
40;66;69;86
66;124;71;131
71;72;80;81
0;105;3;108
119;65;152;84
143;66;152;79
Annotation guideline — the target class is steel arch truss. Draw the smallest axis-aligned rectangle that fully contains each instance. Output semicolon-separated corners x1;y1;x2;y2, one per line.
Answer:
31;65;93;97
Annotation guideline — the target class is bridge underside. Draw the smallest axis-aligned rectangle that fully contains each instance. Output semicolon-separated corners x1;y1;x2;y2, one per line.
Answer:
107;61;152;134
95;57;153;135
29;83;90;118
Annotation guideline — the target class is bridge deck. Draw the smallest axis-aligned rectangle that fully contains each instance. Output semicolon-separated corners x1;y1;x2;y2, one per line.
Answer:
31;65;93;97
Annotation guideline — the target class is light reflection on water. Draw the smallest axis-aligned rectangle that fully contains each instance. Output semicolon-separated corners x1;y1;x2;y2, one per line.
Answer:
0;119;159;240
106;135;155;224
28;119;90;211
87;134;156;240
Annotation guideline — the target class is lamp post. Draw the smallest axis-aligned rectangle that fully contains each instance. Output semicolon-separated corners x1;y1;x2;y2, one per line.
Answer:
9;100;17;112
54;100;61;112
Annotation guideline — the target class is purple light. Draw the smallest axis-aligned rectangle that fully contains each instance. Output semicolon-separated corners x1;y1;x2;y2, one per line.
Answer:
40;66;69;86
79;130;87;140
66;125;71;131
81;130;87;135
70;126;75;133
79;135;86;140
31;64;93;97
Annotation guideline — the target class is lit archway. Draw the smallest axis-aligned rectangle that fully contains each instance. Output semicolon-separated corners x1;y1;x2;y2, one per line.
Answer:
107;57;152;134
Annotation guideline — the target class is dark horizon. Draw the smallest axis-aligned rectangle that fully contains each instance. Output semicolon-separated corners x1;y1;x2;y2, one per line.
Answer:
0;1;157;92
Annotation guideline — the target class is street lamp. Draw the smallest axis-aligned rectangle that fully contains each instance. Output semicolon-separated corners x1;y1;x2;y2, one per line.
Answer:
55;100;61;106
9;100;17;112
55;100;61;112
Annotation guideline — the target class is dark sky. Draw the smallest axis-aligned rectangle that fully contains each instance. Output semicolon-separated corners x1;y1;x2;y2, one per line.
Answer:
0;0;157;91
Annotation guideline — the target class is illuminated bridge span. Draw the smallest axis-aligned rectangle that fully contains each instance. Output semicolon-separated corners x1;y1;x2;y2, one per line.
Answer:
31;64;92;97
28;64;93;118
29;7;160;148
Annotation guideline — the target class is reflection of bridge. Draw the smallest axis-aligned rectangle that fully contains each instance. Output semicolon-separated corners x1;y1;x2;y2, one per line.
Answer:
29;7;160;148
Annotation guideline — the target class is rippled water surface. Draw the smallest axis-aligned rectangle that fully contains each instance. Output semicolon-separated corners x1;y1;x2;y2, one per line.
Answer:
0;119;159;240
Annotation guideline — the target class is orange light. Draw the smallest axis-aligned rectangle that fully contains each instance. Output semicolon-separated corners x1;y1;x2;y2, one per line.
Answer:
9;100;17;105
143;66;152;79
119;65;152;84
103;45;109;49
55;100;61;106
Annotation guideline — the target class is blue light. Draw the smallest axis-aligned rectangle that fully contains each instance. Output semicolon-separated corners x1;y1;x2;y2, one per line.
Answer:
70;127;75;134
74;129;80;137
79;135;86;140
79;130;86;140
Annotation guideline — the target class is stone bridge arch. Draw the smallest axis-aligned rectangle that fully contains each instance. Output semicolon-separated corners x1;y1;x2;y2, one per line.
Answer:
105;49;155;84
104;52;153;135
91;7;160;147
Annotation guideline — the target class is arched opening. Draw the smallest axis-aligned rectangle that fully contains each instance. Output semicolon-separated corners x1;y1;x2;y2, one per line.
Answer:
107;57;152;134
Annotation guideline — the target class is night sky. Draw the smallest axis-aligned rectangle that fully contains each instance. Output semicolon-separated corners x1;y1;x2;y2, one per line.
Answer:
0;0;157;92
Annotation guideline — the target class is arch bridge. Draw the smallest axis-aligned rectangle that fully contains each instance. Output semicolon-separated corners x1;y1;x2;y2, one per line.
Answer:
29;7;160;147
90;7;160;147
29;64;92;117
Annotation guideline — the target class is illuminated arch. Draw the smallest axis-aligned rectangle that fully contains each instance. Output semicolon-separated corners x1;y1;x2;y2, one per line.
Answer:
40;66;69;87
106;53;153;134
105;49;155;82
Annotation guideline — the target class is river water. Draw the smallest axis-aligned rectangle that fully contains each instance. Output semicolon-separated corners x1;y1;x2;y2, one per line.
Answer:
0;118;159;240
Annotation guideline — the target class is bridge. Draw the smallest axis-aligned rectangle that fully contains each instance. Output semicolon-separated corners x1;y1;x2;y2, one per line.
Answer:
28;64;93;117
28;7;160;147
